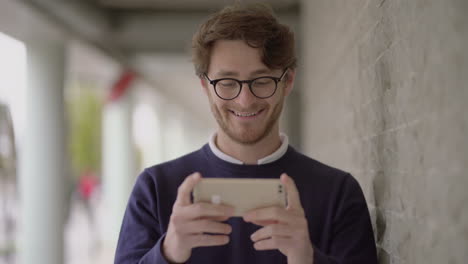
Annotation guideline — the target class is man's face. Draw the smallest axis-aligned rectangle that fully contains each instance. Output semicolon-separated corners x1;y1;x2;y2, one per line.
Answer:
201;40;294;145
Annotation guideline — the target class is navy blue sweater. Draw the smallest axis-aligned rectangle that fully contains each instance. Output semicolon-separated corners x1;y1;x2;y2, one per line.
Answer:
115;144;378;263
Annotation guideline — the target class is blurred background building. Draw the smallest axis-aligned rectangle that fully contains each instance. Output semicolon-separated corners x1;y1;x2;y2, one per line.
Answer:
0;0;467;263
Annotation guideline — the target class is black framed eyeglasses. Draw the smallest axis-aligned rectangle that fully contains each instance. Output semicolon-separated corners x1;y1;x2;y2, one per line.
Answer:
204;68;288;100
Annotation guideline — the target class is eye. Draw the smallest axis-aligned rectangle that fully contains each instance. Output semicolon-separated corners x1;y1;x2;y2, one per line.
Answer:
253;78;274;87
217;79;238;89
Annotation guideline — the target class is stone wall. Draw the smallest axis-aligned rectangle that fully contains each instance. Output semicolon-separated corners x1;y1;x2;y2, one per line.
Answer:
300;0;468;263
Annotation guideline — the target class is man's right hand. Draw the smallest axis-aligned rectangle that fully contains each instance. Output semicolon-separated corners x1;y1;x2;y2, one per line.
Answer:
162;172;234;263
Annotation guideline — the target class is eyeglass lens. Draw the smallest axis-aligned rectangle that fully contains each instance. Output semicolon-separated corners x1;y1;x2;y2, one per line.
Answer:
216;77;276;99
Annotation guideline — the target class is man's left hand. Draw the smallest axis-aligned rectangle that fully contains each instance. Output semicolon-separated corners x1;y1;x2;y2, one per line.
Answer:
243;173;314;264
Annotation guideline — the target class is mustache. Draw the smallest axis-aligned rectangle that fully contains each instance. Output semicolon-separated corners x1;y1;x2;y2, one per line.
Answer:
223;104;265;112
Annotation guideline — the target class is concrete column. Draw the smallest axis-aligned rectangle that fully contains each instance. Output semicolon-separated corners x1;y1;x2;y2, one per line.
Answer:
102;92;135;248
281;89;302;149
18;40;66;264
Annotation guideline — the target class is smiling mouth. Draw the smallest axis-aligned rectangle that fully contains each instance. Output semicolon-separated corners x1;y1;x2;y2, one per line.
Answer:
229;109;264;118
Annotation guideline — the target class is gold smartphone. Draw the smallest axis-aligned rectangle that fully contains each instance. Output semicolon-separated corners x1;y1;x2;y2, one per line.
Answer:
193;178;287;217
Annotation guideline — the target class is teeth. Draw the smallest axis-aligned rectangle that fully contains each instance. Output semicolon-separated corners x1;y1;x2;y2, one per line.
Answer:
234;111;258;117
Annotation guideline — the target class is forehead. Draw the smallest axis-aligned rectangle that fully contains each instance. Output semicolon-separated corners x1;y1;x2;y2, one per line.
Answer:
208;40;269;76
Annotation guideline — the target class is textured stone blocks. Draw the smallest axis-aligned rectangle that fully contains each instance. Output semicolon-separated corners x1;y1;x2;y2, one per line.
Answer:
301;0;468;263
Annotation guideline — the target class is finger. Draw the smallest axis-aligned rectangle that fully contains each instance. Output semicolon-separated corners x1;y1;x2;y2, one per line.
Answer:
184;202;234;220
250;224;292;242
249;220;279;227
253;236;290;251
189;234;230;248
182;219;232;235
280;173;303;213
243;206;294;224
206;215;232;222
175;172;202;206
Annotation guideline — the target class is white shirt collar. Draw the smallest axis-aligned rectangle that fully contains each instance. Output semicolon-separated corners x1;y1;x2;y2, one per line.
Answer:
208;132;289;165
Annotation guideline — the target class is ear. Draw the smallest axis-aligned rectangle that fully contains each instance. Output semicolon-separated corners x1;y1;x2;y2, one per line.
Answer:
283;69;296;97
200;76;209;95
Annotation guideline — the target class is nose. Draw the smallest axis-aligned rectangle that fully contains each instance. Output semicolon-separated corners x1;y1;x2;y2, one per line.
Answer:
235;83;257;107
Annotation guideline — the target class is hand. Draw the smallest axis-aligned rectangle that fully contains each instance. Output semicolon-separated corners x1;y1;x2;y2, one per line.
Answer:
163;172;235;263
243;173;314;264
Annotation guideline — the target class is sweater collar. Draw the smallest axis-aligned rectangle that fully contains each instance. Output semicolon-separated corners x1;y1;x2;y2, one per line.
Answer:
208;132;289;165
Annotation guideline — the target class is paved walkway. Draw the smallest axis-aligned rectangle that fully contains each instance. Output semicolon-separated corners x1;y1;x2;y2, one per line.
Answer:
0;188;116;264
65;195;115;264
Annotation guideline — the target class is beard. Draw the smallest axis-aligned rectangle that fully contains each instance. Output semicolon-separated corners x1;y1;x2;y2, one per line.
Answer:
209;95;284;146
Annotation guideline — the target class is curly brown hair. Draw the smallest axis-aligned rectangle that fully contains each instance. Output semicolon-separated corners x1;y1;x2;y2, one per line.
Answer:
192;3;297;77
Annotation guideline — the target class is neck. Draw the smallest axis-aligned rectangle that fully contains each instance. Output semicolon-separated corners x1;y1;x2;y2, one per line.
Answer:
215;126;282;165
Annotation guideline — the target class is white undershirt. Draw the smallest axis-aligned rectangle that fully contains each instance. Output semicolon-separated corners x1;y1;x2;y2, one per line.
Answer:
208;132;289;165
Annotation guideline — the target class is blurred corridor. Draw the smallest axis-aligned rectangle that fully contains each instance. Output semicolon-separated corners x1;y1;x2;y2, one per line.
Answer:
0;0;467;263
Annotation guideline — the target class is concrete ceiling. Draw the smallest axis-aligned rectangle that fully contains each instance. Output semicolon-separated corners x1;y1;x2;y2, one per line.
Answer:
85;0;300;54
96;0;298;11
21;0;300;61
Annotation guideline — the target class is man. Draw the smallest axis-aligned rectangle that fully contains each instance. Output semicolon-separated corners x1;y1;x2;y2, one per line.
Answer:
115;4;377;264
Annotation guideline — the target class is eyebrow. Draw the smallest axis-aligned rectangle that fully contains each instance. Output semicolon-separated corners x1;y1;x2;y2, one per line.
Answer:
215;68;273;78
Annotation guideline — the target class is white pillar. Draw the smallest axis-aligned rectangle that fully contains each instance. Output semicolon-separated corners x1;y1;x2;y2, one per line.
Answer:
19;40;66;264
102;93;135;249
